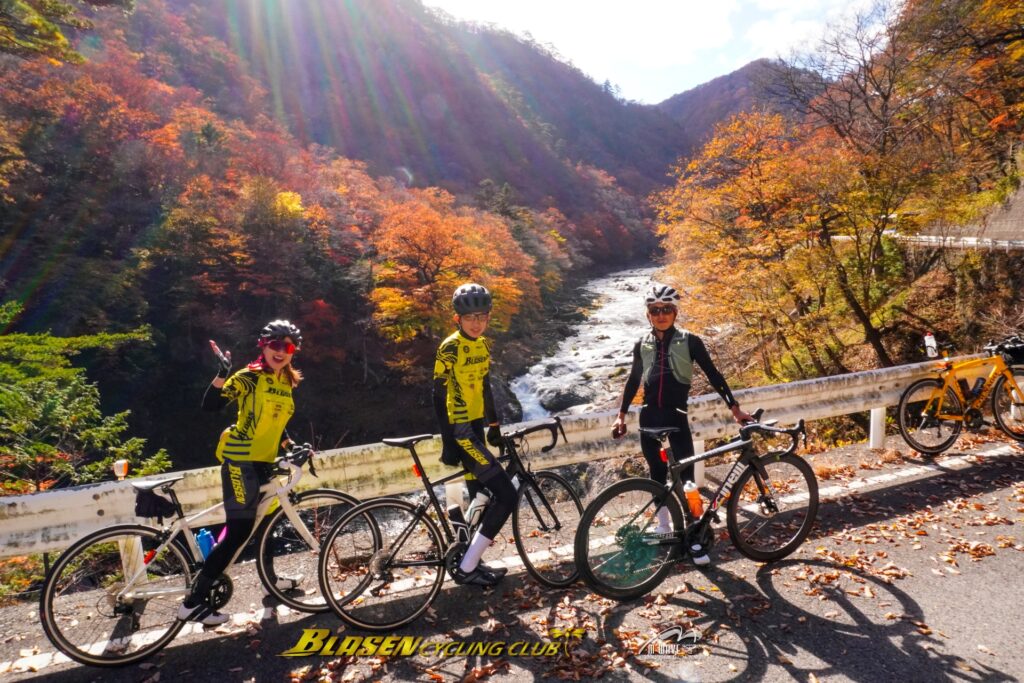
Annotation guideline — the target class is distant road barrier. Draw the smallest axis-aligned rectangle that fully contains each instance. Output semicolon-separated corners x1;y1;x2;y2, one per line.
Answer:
0;357;989;560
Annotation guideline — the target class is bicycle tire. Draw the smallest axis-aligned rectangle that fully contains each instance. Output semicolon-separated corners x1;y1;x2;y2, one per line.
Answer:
39;524;194;667
512;471;583;588
573;478;684;601
992;366;1024;441
896;377;963;455
319;498;444;631
256;488;360;612
726;453;819;562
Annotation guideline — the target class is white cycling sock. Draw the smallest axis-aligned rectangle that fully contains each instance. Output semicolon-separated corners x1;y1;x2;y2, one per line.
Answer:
459;530;492;573
655;506;672;532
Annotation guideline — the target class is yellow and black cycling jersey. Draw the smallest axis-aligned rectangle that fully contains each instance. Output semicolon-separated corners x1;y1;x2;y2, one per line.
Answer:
432;330;497;425
206;368;294;463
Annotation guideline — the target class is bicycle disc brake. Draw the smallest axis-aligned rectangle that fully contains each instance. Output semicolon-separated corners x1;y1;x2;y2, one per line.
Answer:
208;575;234;610
443;542;468;580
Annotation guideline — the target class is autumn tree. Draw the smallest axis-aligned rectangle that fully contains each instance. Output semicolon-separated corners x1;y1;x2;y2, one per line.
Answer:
656;111;850;379
766;2;991;367
0;0;134;62
370;188;537;376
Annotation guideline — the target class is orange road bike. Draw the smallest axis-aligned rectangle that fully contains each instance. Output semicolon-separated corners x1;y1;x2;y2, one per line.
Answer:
897;335;1024;455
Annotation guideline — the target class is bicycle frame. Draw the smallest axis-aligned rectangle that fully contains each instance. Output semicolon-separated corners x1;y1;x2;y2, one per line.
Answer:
401;421;560;546
634;433;758;550
927;355;1023;420
118;460;310;603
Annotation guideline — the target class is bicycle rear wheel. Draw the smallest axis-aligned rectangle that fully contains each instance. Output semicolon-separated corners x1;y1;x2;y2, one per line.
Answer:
992;366;1024;441
726;453;819;562
896;378;963;455
573;478;684;601
40;524;193;667
256;488;360;612
512;471;583;588
319;498;444;631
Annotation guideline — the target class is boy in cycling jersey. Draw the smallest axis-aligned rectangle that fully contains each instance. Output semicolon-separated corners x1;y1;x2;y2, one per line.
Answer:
432;283;514;587
611;284;750;565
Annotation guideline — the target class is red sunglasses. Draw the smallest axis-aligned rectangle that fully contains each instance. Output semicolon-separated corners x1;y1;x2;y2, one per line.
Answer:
261;339;297;354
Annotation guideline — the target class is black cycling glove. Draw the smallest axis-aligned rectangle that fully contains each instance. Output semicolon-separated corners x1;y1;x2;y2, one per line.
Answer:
486;424;502;448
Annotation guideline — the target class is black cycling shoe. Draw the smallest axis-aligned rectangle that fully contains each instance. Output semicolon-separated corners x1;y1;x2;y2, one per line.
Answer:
452;565;502;587
478;562;508;578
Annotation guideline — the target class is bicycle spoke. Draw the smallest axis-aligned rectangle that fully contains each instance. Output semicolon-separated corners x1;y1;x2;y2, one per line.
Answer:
513;472;582;587
320;501;444;631
41;526;190;667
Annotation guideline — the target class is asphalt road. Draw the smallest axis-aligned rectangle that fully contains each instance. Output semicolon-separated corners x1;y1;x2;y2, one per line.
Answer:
2;435;1022;683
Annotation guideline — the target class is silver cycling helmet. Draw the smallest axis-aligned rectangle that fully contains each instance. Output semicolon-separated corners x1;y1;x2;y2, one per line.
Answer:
644;284;679;308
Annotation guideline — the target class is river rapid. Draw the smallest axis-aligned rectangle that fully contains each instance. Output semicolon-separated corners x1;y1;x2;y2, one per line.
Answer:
510;267;661;419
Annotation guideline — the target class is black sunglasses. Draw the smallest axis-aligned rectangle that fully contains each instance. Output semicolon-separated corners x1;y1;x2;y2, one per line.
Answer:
648;306;676;317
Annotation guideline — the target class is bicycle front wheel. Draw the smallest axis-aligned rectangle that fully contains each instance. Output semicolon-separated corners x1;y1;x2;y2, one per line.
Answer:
40;524;193;667
992;366;1024;441
512;471;583;588
727;453;819;562
897;377;963;455
319;498;444;631
256;488;360;612
573;478;684;601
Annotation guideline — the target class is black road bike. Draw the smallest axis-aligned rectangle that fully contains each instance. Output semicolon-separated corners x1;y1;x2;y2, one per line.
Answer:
317;418;583;631
574;411;818;601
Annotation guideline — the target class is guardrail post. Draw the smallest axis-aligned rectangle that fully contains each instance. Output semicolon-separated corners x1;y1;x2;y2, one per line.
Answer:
694;440;705;486
869;407;886;449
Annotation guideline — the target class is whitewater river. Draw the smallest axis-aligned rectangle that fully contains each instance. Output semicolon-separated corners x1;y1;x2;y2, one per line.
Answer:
510;267;660;419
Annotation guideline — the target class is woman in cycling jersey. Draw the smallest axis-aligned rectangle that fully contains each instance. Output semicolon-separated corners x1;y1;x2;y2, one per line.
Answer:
611;284;750;565
178;320;303;625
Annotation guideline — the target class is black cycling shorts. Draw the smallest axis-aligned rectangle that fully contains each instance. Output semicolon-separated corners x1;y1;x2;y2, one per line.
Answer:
220;460;273;520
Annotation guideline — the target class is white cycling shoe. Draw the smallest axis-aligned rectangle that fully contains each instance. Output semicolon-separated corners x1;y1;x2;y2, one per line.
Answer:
274;574;305;591
177;602;229;626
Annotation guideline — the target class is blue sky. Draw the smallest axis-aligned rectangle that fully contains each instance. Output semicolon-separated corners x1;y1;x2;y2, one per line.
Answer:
423;0;872;104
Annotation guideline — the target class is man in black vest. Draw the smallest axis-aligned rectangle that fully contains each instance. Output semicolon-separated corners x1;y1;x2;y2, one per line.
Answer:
611;284;750;564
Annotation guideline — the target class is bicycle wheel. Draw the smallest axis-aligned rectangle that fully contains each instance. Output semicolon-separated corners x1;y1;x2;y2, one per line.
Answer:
319;498;444;631
256;488;360;612
896;377;963;455
727;453;819;562
40;524;193;667
992;366;1024;441
512;471;583;588
573;478;684;601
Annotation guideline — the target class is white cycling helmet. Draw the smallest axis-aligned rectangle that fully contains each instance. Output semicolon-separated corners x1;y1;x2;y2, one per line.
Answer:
644;284;679;307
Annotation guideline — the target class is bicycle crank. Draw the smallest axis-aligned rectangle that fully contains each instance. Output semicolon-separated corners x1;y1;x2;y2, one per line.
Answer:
964;408;986;431
443;542;468;580
208;574;234;610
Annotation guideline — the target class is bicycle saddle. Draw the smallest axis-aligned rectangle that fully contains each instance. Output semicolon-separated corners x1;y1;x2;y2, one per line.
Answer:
639;427;680;440
131;476;185;491
382;434;434;448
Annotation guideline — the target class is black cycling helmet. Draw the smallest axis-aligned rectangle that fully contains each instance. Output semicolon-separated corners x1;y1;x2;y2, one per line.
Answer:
452;283;492;315
644;284;680;308
258;319;302;349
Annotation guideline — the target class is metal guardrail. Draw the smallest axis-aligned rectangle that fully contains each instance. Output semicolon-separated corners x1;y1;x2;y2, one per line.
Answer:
0;357;990;560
